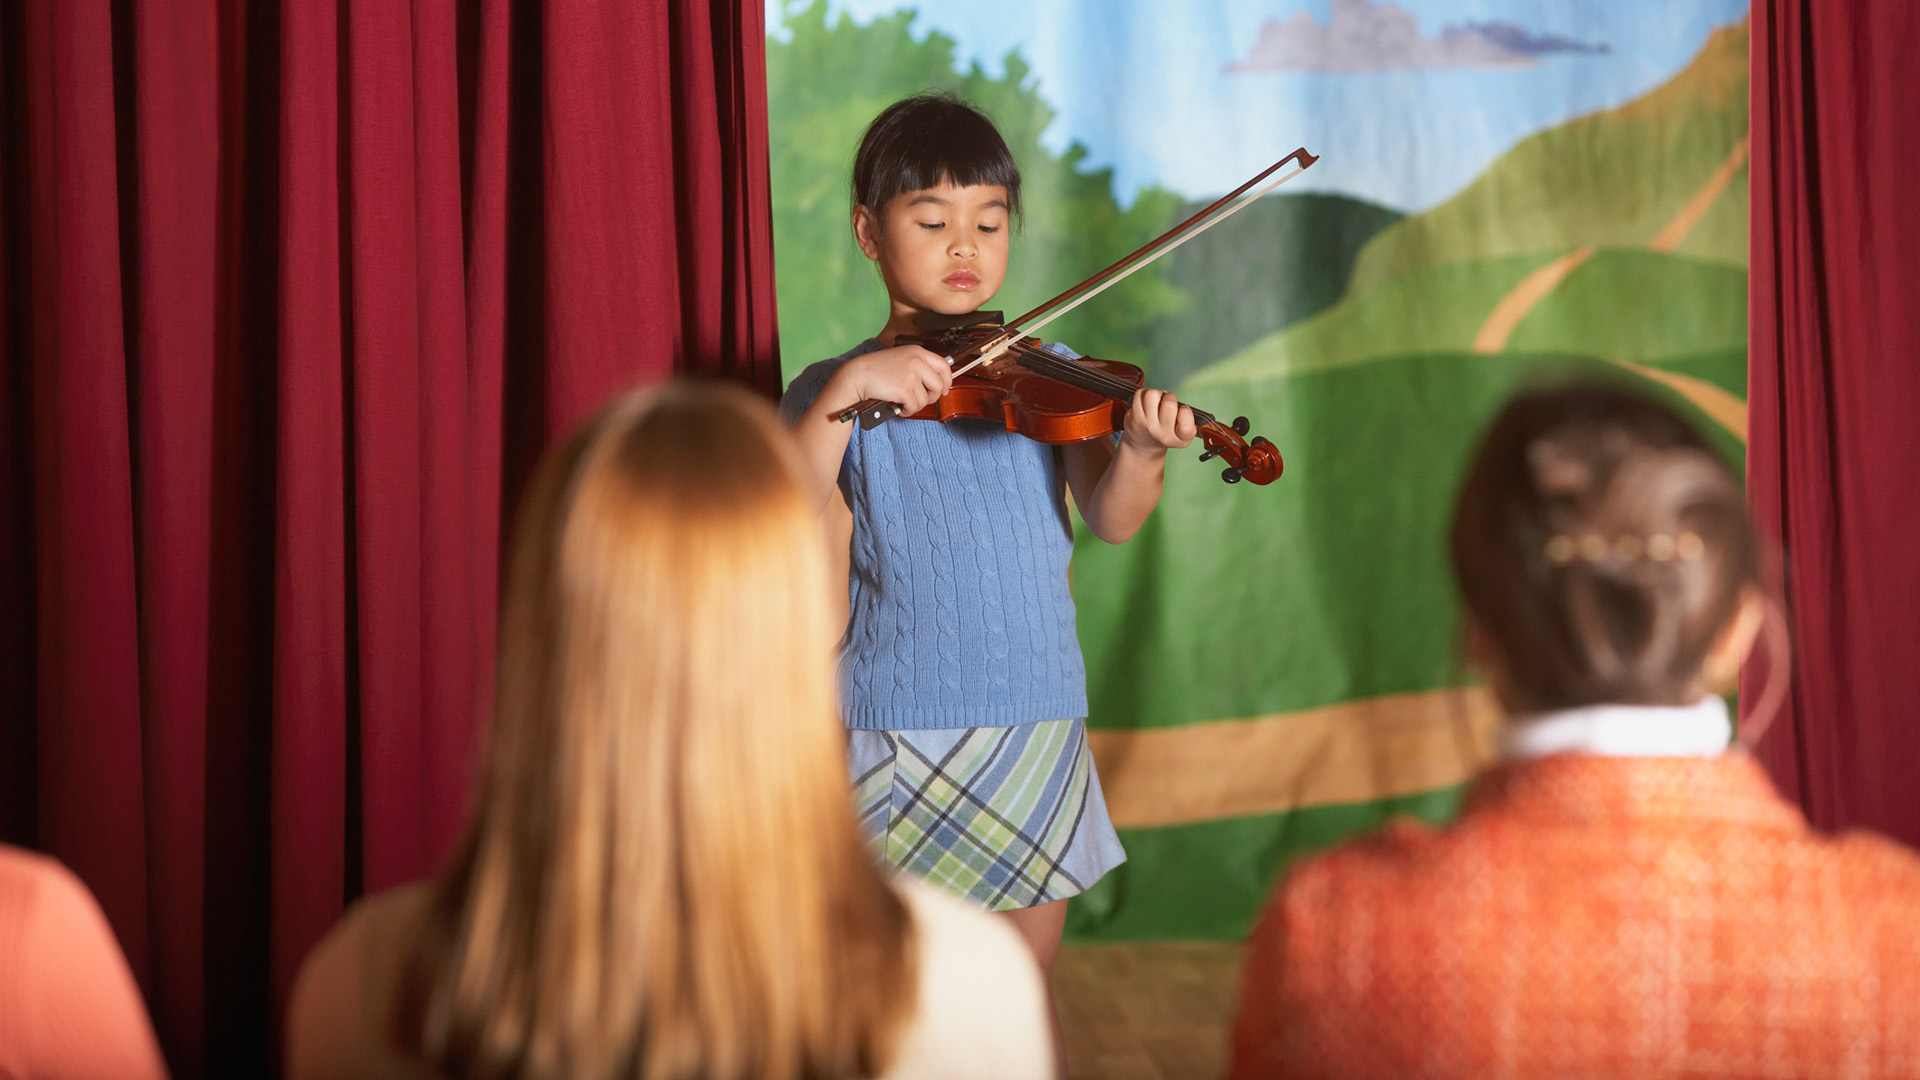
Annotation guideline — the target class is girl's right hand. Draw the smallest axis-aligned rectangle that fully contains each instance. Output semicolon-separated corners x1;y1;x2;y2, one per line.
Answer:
838;345;954;416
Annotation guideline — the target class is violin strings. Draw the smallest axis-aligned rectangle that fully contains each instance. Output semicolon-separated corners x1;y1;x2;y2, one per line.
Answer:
991;340;1223;429
999;341;1142;399
1008;345;1221;426
938;332;1232;432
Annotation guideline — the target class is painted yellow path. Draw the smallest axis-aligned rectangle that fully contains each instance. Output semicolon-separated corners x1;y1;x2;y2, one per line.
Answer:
1470;245;1596;354
1604;356;1749;442
1091;688;1501;828
1650;135;1749;253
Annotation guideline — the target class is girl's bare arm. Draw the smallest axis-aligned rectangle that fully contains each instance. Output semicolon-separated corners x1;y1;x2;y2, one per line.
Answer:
1061;389;1196;544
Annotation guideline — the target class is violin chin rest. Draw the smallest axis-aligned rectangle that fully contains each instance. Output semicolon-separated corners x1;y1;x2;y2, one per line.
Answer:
912;309;1004;332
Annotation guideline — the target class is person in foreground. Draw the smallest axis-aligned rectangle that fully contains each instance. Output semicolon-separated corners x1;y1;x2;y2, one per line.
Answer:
1232;381;1920;1079
0;845;169;1079
287;383;1053;1080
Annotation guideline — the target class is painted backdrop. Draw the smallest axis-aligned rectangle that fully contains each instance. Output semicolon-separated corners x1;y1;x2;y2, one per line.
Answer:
765;0;1750;939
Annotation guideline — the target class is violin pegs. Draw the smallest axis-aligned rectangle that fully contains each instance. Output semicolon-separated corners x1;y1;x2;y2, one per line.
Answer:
1231;416;1250;436
1198;446;1220;462
1221;466;1244;484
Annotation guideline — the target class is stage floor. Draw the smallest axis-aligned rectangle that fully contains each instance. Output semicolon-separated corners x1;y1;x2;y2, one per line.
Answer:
1054;942;1246;1080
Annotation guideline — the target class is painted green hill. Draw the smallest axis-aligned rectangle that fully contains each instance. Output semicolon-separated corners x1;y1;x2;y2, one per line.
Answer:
1069;348;1743;940
1079;349;1743;734
1064;21;1750;944
1641;345;1747;398
1140;193;1403;387
1191;245;1747;388
1110;16;1754;738
1190;252;1559;384
1670;162;1749;266
1506;249;1747;362
1070;783;1467;941
1349;17;1749;291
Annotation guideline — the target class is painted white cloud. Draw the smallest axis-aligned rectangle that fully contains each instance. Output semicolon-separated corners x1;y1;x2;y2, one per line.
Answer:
1226;0;1608;74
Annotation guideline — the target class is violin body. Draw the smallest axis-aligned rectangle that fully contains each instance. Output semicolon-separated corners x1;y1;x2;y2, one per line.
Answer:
884;319;1283;485
896;329;1144;444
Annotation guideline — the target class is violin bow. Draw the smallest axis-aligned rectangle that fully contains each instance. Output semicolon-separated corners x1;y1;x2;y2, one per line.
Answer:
838;147;1320;425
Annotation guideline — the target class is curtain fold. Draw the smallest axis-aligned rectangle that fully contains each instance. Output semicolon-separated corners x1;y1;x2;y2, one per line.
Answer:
0;2;780;1075
1746;0;1920;843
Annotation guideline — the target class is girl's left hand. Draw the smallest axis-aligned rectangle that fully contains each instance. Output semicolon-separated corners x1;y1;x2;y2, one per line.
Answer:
1120;388;1198;453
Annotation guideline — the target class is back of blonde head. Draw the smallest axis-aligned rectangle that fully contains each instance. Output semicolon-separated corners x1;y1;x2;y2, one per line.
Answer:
401;383;913;1080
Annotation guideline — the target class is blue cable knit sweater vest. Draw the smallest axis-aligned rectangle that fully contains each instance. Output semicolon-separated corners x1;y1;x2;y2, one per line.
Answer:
780;339;1090;730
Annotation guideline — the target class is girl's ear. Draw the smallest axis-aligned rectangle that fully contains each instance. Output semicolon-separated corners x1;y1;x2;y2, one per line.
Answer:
1464;617;1499;677
1703;587;1766;695
1465;616;1525;715
852;204;882;261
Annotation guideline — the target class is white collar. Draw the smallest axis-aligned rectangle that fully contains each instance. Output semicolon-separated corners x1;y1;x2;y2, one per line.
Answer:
1500;696;1732;761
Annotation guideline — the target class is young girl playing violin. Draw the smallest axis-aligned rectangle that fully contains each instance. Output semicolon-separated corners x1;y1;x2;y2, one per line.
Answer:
781;93;1196;1023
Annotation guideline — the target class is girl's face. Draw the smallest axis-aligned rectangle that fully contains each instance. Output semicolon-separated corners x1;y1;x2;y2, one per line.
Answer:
853;181;1011;319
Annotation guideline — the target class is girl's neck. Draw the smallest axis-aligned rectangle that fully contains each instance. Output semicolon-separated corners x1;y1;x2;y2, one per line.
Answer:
876;300;989;347
876;307;923;348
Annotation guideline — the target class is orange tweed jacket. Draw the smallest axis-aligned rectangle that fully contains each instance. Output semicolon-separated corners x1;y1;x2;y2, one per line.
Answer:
1232;753;1920;1079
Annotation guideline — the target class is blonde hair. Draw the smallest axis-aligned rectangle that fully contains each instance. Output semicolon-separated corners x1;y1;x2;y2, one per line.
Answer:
399;382;915;1080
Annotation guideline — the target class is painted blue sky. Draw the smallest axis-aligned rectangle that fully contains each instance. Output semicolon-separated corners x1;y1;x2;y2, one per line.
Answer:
767;0;1749;211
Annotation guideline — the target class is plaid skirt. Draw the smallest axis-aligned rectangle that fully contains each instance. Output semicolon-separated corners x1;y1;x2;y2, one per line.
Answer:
848;717;1127;912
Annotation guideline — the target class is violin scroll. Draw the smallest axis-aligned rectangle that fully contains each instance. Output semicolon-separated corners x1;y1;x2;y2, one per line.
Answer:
1195;418;1283;485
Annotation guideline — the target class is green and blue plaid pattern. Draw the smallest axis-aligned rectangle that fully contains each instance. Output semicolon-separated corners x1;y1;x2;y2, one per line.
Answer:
849;718;1127;911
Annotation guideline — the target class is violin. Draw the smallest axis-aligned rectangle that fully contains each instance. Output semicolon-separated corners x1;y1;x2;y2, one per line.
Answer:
836;148;1318;487
860;309;1283;485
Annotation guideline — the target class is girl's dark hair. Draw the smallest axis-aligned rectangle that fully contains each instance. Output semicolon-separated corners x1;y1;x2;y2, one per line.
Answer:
852;93;1021;219
1450;381;1760;711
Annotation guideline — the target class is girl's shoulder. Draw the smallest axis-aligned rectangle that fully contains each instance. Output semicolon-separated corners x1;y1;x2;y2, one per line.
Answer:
893;876;1029;965
778;339;883;423
883;877;1053;1079
286;882;436;1079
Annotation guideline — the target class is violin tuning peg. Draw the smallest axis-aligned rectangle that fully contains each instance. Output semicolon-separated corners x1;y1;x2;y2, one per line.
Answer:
1198;446;1219;462
1231;416;1250;436
1222;466;1244;484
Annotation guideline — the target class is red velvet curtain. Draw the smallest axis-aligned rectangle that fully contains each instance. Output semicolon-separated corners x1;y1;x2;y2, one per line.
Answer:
0;2;779;1075
1746;1;1920;844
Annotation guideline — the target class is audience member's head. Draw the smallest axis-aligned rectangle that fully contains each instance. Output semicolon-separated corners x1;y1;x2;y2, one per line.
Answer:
1449;380;1765;715
402;382;913;1080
